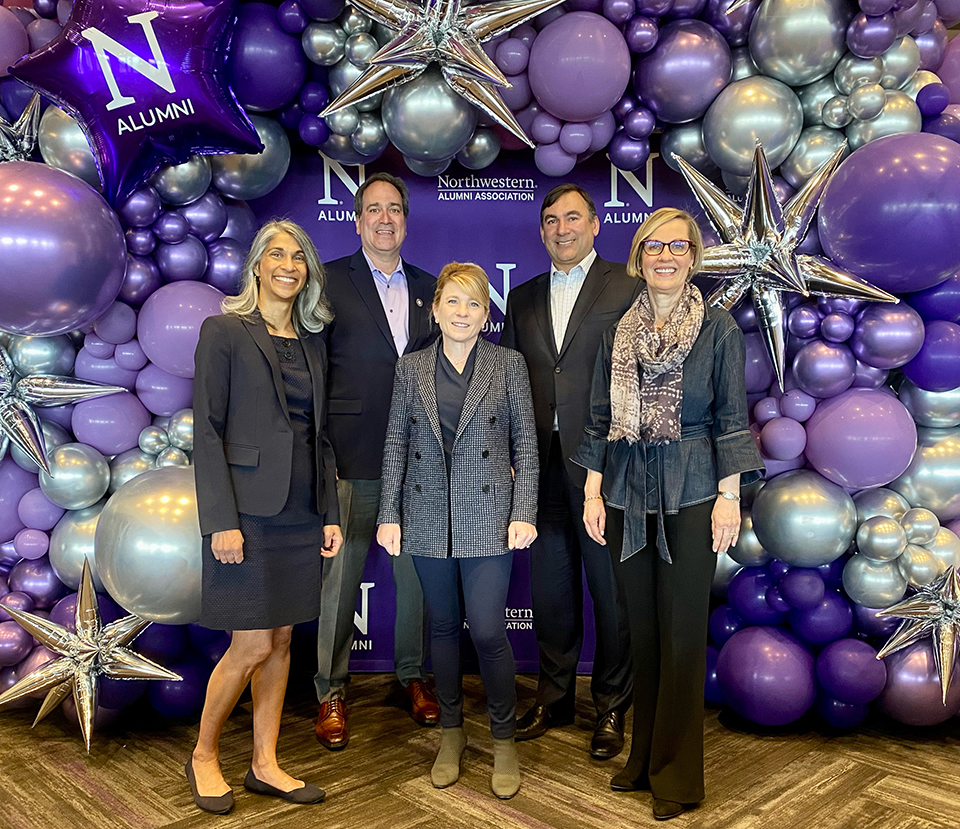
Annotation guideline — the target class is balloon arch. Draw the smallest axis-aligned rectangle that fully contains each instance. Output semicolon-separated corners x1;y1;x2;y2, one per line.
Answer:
1;0;960;736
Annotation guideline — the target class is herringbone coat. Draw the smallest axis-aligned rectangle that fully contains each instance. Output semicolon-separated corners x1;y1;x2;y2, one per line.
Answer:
378;337;538;558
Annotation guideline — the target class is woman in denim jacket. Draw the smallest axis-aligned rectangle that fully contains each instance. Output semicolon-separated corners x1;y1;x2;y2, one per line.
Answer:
575;208;763;821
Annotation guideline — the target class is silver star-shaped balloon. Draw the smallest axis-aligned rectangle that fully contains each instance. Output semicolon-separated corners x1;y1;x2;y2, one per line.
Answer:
0;559;181;751
673;143;898;389
0;92;41;162
877;566;960;706
321;0;566;147
0;342;125;474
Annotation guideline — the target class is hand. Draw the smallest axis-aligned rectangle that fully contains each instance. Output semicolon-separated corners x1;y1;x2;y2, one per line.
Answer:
508;521;537;550
321;525;342;558
377;523;401;556
583;497;606;546
711;496;741;554
211;529;244;564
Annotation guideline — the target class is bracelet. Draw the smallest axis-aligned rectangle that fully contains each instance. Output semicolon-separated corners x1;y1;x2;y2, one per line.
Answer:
584;494;603;503
717;490;740;502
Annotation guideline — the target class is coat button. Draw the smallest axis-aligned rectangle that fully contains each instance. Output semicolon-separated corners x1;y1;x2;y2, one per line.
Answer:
555;366;561;374
482;484;490;493
415;484;422;492
489;416;496;424
481;450;489;458
415;452;421;459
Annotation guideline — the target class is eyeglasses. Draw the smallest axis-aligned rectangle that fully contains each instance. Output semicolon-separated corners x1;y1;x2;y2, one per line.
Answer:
640;239;695;257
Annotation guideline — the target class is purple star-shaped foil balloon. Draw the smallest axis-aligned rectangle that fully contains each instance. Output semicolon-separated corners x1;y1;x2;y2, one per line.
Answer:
10;0;262;204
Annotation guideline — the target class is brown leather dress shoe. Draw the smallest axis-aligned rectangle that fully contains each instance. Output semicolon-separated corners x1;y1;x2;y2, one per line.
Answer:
404;679;440;726
315;698;349;750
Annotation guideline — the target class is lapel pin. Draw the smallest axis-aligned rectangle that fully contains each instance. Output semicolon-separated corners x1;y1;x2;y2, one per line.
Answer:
416;298;423;307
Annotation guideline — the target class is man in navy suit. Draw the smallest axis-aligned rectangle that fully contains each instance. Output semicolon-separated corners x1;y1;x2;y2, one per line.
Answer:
314;172;439;749
500;184;637;759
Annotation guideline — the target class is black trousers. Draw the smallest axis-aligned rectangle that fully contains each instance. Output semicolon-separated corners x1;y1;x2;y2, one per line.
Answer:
606;500;716;804
529;433;632;715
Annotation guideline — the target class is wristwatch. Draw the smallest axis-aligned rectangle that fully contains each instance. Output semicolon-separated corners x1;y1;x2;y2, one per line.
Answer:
717;490;740;501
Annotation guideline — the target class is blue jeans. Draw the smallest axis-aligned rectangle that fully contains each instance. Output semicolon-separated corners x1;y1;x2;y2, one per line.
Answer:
315;478;427;701
413;553;516;739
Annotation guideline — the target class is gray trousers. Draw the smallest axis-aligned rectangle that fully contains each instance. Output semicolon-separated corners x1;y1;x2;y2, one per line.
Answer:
314;478;428;702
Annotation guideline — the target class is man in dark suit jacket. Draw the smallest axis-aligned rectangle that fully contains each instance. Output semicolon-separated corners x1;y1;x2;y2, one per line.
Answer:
314;172;439;749
500;183;639;759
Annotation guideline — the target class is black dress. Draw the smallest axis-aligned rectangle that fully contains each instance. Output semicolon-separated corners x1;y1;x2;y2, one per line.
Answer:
199;336;324;630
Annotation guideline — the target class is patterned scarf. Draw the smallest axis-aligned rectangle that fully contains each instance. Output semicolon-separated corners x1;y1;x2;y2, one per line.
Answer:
608;282;704;444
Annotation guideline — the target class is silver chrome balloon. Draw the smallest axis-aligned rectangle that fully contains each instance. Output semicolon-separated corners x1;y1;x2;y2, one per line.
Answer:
854;486;910;523
404;156;451;176
730;46;759;82
891;426;960;522
37;106;102;191
846;91;922;150
94;465;202;625
39;443;111;510
898;543;942;588
10;419;69;472
747;0;852;87
109;448;156;493
346;32;380;67
842;554;907;607
350;112;390;157
48;500;107;591
167;408;194;452
797;75;841;125
382;65;478;161
901;508;940;545
138;425;170;455
821;95;852;129
900;69;941;100
712;549;742;598
727;509;770;566
702;76;803;176
847;82;886;120
210;116;291;201
319;131;371;165
879;36;921;90
156;446;190;467
926;528;960;573
856;515;907;562
780;125;848;189
661;120;716;175
150;156;212;206
6;335;76;377
302;22;347;67
751;469;857;566
455;127;500;170
339;6;373;35
326;105;361;136
899;379;960;428
833;53;883;96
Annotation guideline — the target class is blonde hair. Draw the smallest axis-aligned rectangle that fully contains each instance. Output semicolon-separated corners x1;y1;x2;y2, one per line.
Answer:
433;262;491;311
221;219;333;334
626;208;704;280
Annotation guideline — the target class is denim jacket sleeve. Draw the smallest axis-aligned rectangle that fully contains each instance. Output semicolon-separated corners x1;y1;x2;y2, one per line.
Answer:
572;325;616;474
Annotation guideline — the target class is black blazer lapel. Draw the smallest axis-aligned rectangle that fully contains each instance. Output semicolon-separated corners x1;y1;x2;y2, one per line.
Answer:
243;317;290;423
413;341;444;449
531;273;558;361
405;264;434;354
558;257;613;359
347;250;397;354
300;332;325;434
455;338;496;442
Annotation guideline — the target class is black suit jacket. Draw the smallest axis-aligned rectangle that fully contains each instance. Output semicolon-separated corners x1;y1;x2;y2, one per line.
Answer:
322;249;437;479
500;256;642;487
193;313;339;537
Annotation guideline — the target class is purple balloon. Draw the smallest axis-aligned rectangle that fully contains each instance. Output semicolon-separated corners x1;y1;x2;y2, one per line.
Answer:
708;603;745;646
759;417;806;460
846;12;897;58
624;15;658;54
633;20;731;124
13;528;49;560
152;212;190;245
792;340;856;398
277;0;308;33
228;3;306;113
298;113;330;148
852;359;889;389
221;200;257;248
753;396;781;425
93;301;137;345
179;191;228;244
850;303;925;369
877;640;960;725
137;281;223;378
531;111;563;144
498;70;532;112
202;237;245;296
298;81;329;115
83;333;115;360
743;332;776;393
125;228;156;257
894;0;925;34
603;0;636;24
637;0;674;13
0;457;38;544
779;389;817;422
117;187;162;228
26;18;62;52
10;0;262;203
820;133;960;293
0;621;33;668
905;271;960;323
73;349;139;390
299;0;345;19
114;339;148;371
901;319;960;392
7;556;67;609
0;7;29;80
623;107;655;140
701;0;759;47
804;387;917;488
817;555;848;590
0;666;32;709
765;585;791;613
0;592;36;624
917;82;951;117
120;254;164;308
148;652;211;719
923;109;960;142
495;38;530;75
914;20;947;71
559;122;593;155
277;99;304;131
704;645;723;705
779;568;825;610
71;392;151;455
528;12;631;122
135;362;194;415
820;312;855;343
717;627;816;726
0;162;126;336
534;141;577;177
852;602;900;638
816;638;887;704
816;695;868;729
861;0;896;12
155;236;209;282
728;566;788;625
17;487;65;532
135;622;189;663
49;591;122;632
608;132;650;171
788;589;853;645
767;559;790;582
588;110;617;151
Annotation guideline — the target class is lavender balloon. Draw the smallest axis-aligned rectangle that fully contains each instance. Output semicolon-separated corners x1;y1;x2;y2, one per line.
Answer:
792;340;856;398
850;303;925;369
17;487;65;532
71;392;151;455
7;555;67;609
0;592;35;623
135;363;195;416
94;301;137;345
137;282;224;379
73;349;139;390
0;622;32;668
0;457;37;544
759;417;806;460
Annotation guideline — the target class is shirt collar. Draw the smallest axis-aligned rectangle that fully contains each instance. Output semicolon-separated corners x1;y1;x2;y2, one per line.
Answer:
363;250;405;283
550;248;597;283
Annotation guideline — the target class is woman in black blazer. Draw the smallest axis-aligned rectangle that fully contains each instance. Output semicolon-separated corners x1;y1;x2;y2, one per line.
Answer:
376;263;538;800
188;220;342;814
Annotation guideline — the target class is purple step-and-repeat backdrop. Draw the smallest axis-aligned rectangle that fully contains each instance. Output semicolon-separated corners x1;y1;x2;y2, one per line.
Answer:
252;149;695;672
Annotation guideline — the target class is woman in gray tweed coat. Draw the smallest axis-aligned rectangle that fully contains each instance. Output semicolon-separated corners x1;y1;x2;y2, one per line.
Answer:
377;262;538;800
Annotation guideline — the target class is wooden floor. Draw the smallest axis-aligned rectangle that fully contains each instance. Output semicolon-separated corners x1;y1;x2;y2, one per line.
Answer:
0;666;958;829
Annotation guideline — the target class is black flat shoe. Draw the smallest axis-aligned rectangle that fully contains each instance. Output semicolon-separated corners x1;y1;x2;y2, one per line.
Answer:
243;769;325;804
653;798;694;820
590;710;625;759
515;703;575;741
185;759;234;815
610;768;649;792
